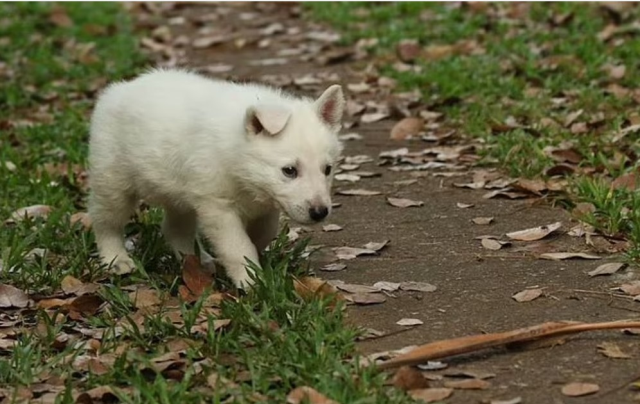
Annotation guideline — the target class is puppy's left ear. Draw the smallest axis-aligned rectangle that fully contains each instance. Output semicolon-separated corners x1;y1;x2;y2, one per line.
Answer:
315;85;345;132
245;104;292;136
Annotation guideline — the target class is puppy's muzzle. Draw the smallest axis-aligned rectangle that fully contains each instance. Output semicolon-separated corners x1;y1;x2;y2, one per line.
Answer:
308;205;329;222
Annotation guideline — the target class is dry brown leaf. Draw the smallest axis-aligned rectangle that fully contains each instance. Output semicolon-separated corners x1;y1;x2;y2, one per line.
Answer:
0;284;30;308
597;342;631;359
457;202;474;209
390;117;424;140
6;204;52;224
319;263;347;272
361;112;389;124
336;283;380;294
472;217;494;225
334;173;360;182
49;5;73;27
396;39;421;63
397;318;423;326
37;298;71;309
619;281;640;296
539;252;601;261
393;366;429;390
347;293;387;305
444;379;490;390
363;240;389;251
68;294;103;316
387;197;424;208
588;262;626;277
399;282;437;292
192;35;226;48
512;288;543;302
561;382;599;397
61;275;84;295
322;224;343;232
337;189;382;196
129;288;161;309
373;281;401;291
182;255;214;297
506;222;562;241
481;238;509;251
287;386;339;404
293;276;341;302
409;388;453;403
333;246;376;260
490;398;522;404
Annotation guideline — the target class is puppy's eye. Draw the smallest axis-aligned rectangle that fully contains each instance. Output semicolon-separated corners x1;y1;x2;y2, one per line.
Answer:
282;166;298;179
324;165;332;176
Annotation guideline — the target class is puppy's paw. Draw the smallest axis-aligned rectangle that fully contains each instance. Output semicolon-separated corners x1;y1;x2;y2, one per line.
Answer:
108;256;136;275
231;270;255;290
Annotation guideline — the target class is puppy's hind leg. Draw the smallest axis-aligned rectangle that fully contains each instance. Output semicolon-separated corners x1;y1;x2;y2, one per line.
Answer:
89;190;137;274
163;206;216;272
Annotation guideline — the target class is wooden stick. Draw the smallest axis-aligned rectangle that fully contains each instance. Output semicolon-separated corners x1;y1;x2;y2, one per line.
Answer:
377;320;640;370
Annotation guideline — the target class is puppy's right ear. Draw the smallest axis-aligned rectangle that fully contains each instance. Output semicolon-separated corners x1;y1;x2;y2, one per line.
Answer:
245;105;291;136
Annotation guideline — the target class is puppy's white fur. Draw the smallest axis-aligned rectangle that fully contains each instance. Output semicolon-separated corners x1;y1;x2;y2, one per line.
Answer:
88;69;344;288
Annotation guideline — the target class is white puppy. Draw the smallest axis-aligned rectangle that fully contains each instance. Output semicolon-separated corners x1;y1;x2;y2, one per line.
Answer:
88;69;344;288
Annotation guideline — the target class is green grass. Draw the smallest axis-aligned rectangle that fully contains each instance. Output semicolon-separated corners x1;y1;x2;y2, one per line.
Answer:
307;2;640;260
0;4;413;403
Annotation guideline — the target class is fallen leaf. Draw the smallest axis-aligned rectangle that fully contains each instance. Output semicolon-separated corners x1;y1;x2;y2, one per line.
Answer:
49;5;73;27
597;342;631;359
490;398;522;404
128;288;161;309
0;284;30;308
61;275;84;295
293;276;341;302
444;379;490;390
6;204;52;224
400;282;437;292
373;281;401;291
334;174;360;182
481;238;510;251
336;283;380;294
396;39;421;63
472;217;494;225
69;294;103;316
322;224;343;232
337;189;381;196
192;35;227;48
361;112;389;124
539;252;601;261
347;293;387;305
182;255;214;297
363;240;389;251
512;288;543;302
390;117;424;140
561;382;599;397
393;366;429;390
457;203;474;209
333;247;376;260
588;262;626;277
506;222;562;241
287;386;339;404
397;318;423;326
619;281;640;296
443;370;496;380
409;388;453;403
319;263;347;272
387;197;424;208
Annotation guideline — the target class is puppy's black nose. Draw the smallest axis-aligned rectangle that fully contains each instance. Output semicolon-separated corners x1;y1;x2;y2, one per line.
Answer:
309;206;329;222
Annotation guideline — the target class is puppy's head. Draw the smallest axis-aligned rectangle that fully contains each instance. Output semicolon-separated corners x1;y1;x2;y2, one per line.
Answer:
241;85;344;224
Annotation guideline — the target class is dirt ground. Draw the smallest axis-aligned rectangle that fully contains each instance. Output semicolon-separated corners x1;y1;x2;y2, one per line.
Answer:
145;3;640;403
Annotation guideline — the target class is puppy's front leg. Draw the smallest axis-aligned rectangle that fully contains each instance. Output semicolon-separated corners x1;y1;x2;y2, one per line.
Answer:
197;206;259;289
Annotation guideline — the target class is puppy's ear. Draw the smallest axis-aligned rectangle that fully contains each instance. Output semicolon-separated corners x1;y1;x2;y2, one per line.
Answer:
245;105;291;136
315;85;345;132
